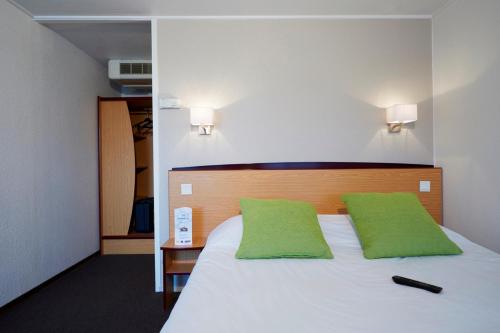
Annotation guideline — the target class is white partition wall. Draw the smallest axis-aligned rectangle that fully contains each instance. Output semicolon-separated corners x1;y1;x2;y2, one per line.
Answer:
154;18;434;290
433;0;500;254
0;1;115;306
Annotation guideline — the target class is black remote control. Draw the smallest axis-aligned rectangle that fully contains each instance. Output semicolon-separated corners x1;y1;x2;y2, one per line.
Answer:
392;276;443;294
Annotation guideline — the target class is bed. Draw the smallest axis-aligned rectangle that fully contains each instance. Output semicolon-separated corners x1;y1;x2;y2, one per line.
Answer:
162;214;500;333
161;166;500;332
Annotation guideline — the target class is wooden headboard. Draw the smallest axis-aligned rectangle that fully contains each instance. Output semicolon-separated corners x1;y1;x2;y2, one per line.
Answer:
169;167;442;239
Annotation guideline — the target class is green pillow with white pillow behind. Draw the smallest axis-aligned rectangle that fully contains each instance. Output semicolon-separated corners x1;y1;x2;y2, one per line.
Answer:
342;192;462;259
236;198;333;259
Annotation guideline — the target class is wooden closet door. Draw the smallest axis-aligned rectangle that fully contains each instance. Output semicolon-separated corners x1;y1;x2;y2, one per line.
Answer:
99;101;135;236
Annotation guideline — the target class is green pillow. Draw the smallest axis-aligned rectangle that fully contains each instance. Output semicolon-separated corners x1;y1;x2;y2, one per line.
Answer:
342;192;462;259
235;198;333;259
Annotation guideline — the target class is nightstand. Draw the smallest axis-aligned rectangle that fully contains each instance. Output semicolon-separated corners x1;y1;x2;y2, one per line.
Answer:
161;237;206;310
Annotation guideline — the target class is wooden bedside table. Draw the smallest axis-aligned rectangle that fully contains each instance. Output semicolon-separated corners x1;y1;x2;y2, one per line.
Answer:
161;237;206;310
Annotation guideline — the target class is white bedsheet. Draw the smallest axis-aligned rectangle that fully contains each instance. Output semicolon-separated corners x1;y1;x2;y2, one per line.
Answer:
161;215;500;333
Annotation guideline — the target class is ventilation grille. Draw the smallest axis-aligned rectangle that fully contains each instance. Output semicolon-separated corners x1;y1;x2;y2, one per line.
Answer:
119;62;152;75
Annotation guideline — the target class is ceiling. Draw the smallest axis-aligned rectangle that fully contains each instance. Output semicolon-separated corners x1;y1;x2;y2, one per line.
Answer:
12;0;451;17
44;22;151;65
11;0;451;71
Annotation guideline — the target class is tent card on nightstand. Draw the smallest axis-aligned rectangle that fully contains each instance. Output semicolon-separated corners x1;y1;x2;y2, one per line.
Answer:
174;207;193;246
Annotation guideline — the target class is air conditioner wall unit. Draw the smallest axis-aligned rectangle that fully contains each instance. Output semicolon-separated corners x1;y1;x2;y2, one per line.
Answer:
108;60;152;95
109;60;152;80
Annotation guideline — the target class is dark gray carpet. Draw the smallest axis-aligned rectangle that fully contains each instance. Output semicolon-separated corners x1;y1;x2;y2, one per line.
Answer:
0;255;174;333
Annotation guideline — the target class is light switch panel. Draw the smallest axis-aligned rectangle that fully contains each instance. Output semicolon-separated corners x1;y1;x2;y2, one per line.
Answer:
419;181;431;192
181;183;192;195
159;97;182;109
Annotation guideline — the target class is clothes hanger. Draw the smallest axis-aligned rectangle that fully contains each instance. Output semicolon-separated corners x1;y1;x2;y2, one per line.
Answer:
133;109;153;134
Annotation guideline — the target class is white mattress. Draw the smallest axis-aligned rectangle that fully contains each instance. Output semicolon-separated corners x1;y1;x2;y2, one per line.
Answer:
161;215;500;333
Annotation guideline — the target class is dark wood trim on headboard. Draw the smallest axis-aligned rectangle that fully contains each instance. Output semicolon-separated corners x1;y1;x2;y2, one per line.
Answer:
172;162;434;171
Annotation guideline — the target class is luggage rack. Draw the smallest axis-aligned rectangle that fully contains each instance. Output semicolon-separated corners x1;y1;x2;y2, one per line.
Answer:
101;197;154;240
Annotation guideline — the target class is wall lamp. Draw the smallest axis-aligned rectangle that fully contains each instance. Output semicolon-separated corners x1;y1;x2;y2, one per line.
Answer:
190;107;215;135
386;104;417;133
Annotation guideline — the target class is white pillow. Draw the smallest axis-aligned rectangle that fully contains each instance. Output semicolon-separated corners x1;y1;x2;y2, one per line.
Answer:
206;215;243;249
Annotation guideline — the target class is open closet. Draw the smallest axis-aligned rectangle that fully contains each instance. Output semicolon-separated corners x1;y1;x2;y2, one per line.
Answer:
98;97;154;254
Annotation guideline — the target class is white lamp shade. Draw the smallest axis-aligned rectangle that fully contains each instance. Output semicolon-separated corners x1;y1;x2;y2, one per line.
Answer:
190;107;214;126
386;104;418;124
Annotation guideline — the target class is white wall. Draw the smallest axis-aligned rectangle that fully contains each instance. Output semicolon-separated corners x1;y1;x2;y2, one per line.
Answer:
0;1;115;306
433;0;500;253
155;19;433;289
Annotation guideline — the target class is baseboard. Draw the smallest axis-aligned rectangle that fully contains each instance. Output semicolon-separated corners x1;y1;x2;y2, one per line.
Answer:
0;251;99;312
